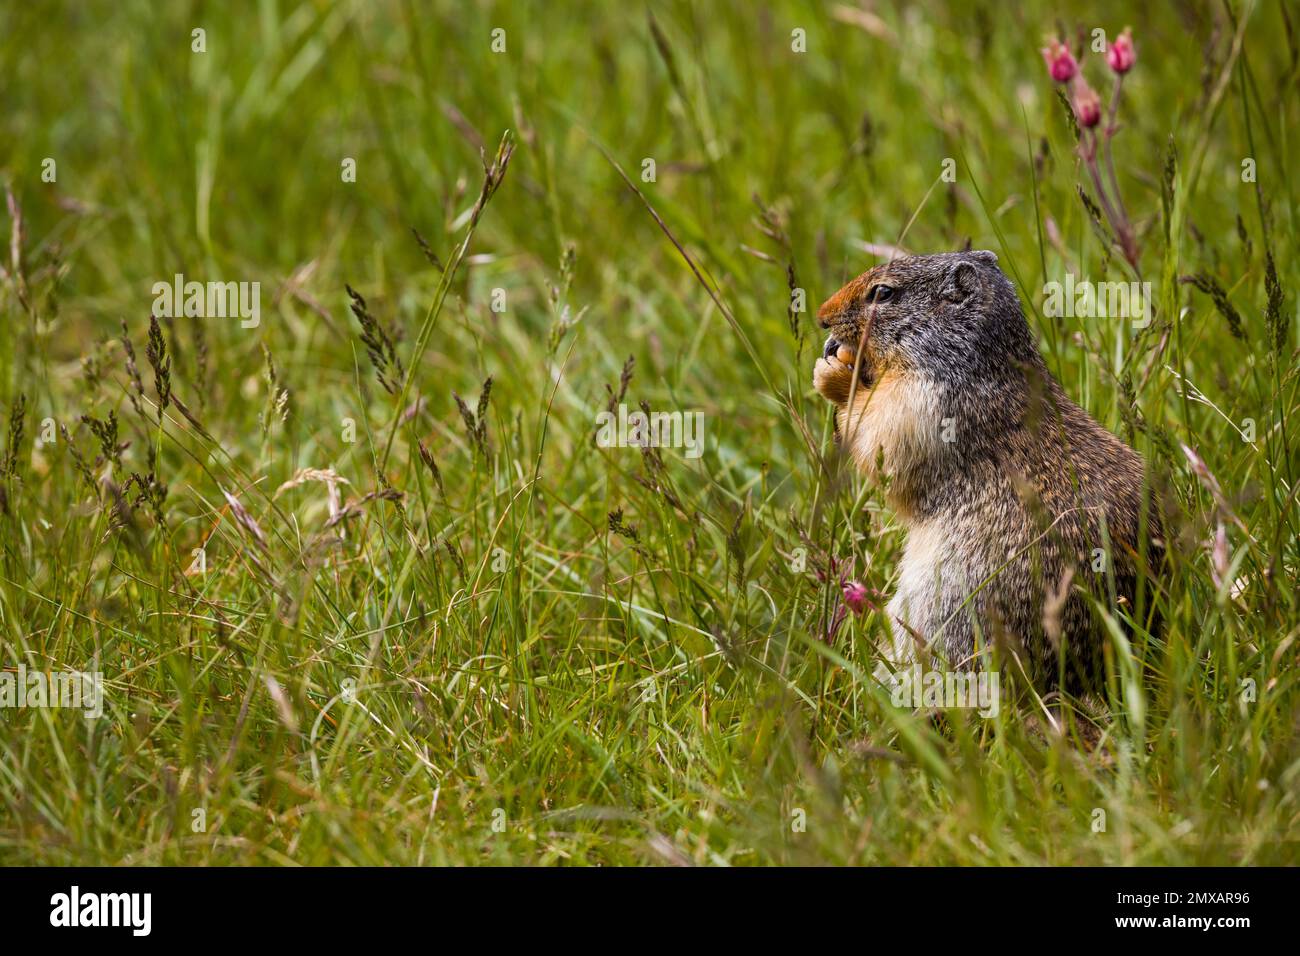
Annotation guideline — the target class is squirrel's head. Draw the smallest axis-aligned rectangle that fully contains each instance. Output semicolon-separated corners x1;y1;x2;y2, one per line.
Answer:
817;250;1039;388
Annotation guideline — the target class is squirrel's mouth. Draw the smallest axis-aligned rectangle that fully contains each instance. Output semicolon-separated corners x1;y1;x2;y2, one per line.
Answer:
824;333;874;387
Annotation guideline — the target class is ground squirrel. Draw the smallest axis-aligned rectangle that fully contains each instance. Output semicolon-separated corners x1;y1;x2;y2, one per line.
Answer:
813;250;1162;695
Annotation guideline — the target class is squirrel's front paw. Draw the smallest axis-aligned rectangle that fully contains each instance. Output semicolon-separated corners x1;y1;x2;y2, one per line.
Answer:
813;355;857;406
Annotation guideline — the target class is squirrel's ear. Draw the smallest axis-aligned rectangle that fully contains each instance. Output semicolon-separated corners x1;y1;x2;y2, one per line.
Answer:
941;260;981;304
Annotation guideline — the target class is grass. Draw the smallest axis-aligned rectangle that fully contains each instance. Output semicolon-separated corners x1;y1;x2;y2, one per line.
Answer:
0;0;1296;866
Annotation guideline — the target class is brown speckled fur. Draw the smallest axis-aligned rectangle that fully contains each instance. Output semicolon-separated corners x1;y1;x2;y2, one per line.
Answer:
813;251;1162;694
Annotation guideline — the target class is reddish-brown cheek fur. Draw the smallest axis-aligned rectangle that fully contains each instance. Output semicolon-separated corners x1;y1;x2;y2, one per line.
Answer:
818;266;895;327
817;276;866;324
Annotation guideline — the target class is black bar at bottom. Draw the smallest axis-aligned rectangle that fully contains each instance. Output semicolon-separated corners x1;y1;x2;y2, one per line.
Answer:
0;866;1279;942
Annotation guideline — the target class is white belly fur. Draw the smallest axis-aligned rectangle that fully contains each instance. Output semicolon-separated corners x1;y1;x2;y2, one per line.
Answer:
884;519;962;667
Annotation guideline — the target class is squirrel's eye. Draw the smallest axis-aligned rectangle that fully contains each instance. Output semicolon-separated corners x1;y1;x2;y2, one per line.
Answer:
869;285;894;303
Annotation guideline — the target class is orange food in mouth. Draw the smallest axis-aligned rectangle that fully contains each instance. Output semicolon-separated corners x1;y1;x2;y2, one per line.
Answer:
822;334;874;386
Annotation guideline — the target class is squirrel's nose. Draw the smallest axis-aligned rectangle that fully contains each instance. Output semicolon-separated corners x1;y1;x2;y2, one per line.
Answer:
817;281;858;329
